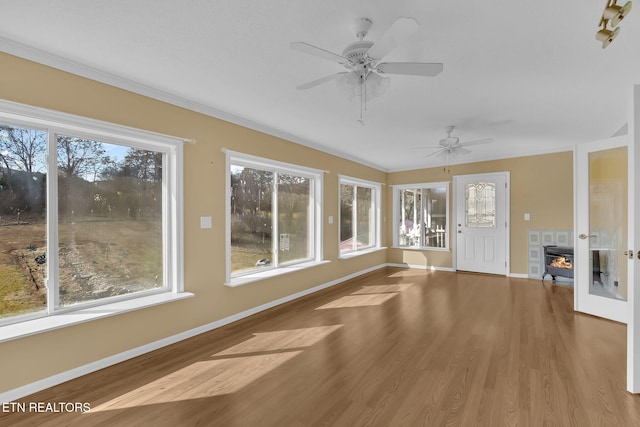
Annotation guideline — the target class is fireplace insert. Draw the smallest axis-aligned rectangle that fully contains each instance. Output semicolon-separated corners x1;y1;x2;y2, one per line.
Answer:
542;245;574;281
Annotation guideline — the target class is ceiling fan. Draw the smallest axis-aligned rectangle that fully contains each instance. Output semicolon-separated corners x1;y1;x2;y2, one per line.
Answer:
422;126;494;160
291;17;443;122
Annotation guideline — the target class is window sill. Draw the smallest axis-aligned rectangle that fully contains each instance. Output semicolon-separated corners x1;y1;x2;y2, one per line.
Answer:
226;260;331;288
391;246;450;252
339;246;387;259
0;291;194;344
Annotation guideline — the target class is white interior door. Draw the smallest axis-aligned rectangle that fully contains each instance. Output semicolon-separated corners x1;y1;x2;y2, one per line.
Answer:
575;85;640;393
454;172;509;275
575;137;629;323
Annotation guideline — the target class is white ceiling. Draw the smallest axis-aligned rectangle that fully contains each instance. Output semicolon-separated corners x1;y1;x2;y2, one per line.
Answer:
1;0;639;171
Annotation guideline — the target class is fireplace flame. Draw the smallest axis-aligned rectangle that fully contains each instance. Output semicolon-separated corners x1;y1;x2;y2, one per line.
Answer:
550;257;573;269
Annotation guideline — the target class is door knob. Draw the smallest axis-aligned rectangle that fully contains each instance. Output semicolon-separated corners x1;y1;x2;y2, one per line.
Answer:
578;233;596;240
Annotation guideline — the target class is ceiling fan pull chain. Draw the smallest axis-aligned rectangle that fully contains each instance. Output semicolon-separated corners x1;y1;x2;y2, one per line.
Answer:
361;79;364;118
359;77;365;125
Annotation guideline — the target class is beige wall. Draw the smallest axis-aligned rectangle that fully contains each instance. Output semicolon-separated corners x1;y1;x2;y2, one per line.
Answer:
0;51;574;395
0;52;387;394
386;152;574;274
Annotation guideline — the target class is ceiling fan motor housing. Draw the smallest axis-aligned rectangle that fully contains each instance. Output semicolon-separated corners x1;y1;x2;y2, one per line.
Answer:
440;136;460;146
342;40;375;63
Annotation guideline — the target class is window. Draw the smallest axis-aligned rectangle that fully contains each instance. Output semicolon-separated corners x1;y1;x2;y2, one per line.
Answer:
465;182;496;227
0;100;185;327
339;176;381;255
226;151;323;284
393;182;449;250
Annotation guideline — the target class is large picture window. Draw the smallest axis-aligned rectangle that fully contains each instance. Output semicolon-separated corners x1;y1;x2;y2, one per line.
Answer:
226;151;322;284
393;182;449;250
0;100;184;328
339;176;381;255
57;136;164;306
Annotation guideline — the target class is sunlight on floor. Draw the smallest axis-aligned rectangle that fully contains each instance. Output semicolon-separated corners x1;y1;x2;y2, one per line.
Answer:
90;352;302;412
315;293;398;309
315;279;418;309
215;325;343;356
90;325;343;412
351;284;413;294
387;269;435;278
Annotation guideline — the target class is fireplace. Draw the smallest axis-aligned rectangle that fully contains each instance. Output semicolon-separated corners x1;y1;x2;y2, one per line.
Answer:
542;245;574;281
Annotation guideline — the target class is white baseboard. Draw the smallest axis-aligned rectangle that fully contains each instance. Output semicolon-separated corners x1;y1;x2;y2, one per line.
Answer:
0;263;388;403
508;273;530;279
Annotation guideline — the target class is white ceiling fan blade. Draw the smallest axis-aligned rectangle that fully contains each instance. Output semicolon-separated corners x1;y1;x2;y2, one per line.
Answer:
290;42;348;64
425;149;445;158
454;147;472;155
296;72;347;90
377;62;443;77
458;138;494;147
366;17;420;59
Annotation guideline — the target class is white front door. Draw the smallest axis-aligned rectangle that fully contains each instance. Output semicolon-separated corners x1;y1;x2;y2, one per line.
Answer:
575;136;628;324
454;172;509;275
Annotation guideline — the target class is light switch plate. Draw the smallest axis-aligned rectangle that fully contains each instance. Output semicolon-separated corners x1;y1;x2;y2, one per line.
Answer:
328;216;334;224
524;213;530;221
200;216;212;229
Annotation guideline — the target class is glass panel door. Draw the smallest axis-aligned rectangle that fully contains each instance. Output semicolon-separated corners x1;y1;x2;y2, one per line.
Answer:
575;137;628;323
588;146;627;301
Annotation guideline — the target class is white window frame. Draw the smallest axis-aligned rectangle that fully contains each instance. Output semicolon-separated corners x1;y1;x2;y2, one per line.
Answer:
0;99;189;339
225;150;324;287
392;181;450;251
338;175;382;257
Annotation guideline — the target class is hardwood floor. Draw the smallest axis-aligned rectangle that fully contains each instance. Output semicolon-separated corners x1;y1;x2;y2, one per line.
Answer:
2;267;640;426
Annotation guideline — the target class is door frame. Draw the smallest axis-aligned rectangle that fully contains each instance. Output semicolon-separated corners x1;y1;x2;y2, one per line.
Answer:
628;85;640;393
452;171;510;275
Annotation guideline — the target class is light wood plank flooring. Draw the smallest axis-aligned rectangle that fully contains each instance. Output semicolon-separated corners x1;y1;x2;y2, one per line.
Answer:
2;267;640;426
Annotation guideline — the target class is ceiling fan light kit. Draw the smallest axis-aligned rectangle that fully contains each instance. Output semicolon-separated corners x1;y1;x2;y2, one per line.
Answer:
335;71;389;101
597;0;632;48
291;16;443;123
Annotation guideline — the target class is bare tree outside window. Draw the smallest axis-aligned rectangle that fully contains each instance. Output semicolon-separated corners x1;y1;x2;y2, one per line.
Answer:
57;136;164;307
229;164;314;275
0;126;47;319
